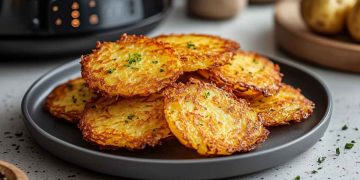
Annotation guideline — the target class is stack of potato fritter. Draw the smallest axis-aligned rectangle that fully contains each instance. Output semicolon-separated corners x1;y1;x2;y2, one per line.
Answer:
45;34;314;156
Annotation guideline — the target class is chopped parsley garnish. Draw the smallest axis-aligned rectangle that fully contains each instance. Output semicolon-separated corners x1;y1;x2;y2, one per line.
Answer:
72;95;77;103
204;92;210;99
152;61;158;64
342;124;348;130
127;114;135;120
108;68;115;74
336;147;340;155
67;83;73;90
351;140;356;143
355;128;359;131
187;41;196;49
128;53;142;64
317;157;326;164
159;68;164;72
345;143;354;149
295;176;300;180
252;58;258;64
124;53;142;69
311;170;317;174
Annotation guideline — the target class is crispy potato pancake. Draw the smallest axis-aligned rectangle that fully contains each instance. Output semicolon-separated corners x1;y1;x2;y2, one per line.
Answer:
248;84;315;126
163;79;269;156
155;34;240;72
45;77;96;123
81;34;183;97
198;51;282;97
78;94;172;150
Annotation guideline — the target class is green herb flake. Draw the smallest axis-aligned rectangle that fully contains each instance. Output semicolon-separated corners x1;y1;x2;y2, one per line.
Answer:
152;61;158;64
72;95;77;103
351;140;356;143
317;157;326;164
159;68;164;72
252;58;258;64
127;114;135;120
67;83;73;90
128;53;142;64
355;128;359;131
204;92;210;99
124;53;142;68
336;147;340;155
108;68;115;74
311;170;317;174
187;41;196;49
345;143;354;149
295;176;300;180
342;124;348;130
318;167;322;170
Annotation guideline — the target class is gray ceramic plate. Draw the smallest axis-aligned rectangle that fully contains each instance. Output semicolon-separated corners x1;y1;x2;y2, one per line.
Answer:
22;56;332;179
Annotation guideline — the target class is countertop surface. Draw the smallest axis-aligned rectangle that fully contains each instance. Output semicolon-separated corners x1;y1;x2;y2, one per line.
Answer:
1;2;360;180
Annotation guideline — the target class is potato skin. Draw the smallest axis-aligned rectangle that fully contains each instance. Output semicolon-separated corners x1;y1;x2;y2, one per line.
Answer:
78;94;172;150
198;51;282;97
81;34;183;97
301;0;356;34
248;84;315;126
348;0;360;41
45;77;96;123
163;79;269;156
155;34;240;72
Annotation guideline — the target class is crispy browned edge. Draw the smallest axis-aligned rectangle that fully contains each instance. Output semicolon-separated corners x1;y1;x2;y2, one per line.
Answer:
198;51;283;97
163;78;269;155
44;78;88;123
80;33;183;97
258;84;315;126
154;33;240;71
78;95;173;150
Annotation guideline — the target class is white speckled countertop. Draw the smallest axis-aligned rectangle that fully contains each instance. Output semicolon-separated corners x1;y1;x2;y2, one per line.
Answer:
1;2;360;180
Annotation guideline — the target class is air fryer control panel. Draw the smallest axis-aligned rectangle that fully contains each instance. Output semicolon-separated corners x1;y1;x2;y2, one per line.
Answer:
48;0;144;33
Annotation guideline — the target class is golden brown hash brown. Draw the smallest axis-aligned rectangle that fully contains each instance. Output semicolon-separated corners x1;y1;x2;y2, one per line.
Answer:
198;51;282;97
78;94;172;150
81;34;183;97
155;34;240;72
163;79;269;156
248;84;315;126
45;77;96;123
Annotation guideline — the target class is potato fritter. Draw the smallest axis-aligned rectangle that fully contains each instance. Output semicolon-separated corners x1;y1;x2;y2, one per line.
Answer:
45;77;96;123
248;84;315;126
163;79;269;156
198;51;282;97
154;34;240;72
78;94;172;150
81;34;183;97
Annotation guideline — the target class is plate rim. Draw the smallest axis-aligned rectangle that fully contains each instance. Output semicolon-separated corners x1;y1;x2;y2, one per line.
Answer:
21;56;332;164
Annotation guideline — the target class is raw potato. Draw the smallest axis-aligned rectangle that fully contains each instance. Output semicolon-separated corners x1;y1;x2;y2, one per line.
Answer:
81;34;183;97
198;51;282;97
78;94;172;150
348;0;360;41
301;0;356;34
155;34;240;72
163;79;269;156
248;84;315;126
45;77;96;123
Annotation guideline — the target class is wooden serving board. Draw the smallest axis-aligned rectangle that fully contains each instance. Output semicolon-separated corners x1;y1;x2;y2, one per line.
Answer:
275;0;360;73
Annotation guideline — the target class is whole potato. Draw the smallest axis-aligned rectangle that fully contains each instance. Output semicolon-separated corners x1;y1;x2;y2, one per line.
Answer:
348;0;360;41
301;0;356;34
